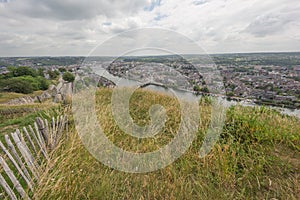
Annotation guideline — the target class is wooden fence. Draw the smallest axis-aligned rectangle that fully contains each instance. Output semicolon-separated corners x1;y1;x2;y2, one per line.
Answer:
0;115;68;200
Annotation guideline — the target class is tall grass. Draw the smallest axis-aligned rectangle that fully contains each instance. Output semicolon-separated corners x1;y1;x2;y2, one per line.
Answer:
34;88;300;199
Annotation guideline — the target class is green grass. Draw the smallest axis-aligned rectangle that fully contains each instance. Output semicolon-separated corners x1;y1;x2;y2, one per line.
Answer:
13;88;300;199
0;103;61;135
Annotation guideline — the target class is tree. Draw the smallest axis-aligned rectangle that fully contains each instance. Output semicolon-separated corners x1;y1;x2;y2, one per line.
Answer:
193;85;201;92
8;66;37;77
37;68;45;77
63;72;75;82
58;67;67;73
200;87;209;93
0;78;34;94
36;76;50;90
48;70;60;79
0;76;50;94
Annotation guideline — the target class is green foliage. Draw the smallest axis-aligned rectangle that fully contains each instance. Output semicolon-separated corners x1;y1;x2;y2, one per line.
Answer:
37;68;45;77
62;72;75;82
36;76;50;90
48;70;60;79
193;85;201;92
0;77;34;94
200;86;209;93
7;66;38;77
0;66;50;94
58;67;67;73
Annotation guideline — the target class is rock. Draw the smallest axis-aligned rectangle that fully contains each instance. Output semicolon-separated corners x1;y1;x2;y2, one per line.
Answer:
7;96;35;105
62;82;73;97
56;81;63;92
48;84;56;91
54;94;63;103
40;91;52;99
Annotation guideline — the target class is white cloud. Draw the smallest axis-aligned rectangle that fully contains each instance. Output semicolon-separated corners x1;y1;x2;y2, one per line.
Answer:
0;0;299;56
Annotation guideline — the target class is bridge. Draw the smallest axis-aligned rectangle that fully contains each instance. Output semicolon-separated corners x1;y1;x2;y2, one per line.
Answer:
139;82;168;89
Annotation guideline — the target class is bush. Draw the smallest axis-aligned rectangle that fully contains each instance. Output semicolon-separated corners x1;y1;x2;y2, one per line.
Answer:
48;70;60;79
36;76;50;90
58;67;67;73
37;68;45;77
0;78;34;94
63;72;75;82
7;66;38;77
0;76;50;94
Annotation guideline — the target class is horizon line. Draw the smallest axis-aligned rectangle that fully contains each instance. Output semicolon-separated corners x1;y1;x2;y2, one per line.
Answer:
0;51;300;58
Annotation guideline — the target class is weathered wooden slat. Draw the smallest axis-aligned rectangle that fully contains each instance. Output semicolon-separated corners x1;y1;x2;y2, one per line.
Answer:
36;118;49;148
16;129;36;166
0;141;33;190
28;125;42;150
34;122;46;151
56;116;61;140
45;119;53;150
52;116;56;147
28;125;47;159
23;127;38;155
0;173;18;200
1;115;69;199
56;116;64;143
11;132;39;180
4;135;31;180
0;156;28;199
17;129;41;171
65;115;68;137
44;119;50;148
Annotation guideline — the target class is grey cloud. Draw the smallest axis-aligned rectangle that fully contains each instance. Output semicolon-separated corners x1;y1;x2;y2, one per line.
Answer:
193;0;209;6
3;0;149;20
244;6;300;37
0;0;300;56
245;14;288;37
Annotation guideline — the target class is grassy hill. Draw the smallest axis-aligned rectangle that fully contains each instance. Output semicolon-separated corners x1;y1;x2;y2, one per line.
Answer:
33;88;300;200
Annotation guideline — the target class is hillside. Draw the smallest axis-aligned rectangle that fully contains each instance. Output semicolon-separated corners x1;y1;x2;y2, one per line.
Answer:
32;88;300;200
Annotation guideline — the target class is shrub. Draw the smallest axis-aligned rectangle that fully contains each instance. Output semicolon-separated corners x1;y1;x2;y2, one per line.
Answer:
7;66;38;77
63;72;75;82
0;76;50;94
0;77;34;94
58;67;67;73
48;70;60;79
36;76;50;90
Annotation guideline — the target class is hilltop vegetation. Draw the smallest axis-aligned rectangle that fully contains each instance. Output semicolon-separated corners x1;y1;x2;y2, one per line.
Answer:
0;66;50;94
34;88;300;200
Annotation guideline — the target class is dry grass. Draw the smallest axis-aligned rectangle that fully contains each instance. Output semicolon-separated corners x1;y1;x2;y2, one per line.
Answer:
33;88;300;199
0;91;44;104
0;102;60;135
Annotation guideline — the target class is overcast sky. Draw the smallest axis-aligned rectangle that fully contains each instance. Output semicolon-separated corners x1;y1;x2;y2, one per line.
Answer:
0;0;299;56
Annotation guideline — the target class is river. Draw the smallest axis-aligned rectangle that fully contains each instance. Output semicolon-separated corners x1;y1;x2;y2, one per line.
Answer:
92;66;300;119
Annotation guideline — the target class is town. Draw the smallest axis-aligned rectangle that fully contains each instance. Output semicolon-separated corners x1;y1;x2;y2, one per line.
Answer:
1;52;300;109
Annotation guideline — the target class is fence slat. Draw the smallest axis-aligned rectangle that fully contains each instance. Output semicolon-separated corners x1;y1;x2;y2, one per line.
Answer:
34;122;46;152
1;115;68;199
11;132;39;180
23;127;38;155
28;125;47;159
0;141;33;190
0;173;18;200
44;119;50;148
4;135;31;180
0;156;28;199
36;118;49;148
52;117;57;147
16;129;36;167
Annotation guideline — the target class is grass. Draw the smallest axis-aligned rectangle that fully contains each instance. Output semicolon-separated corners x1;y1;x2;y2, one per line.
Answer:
0;102;61;135
0;91;44;104
4;88;300;199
